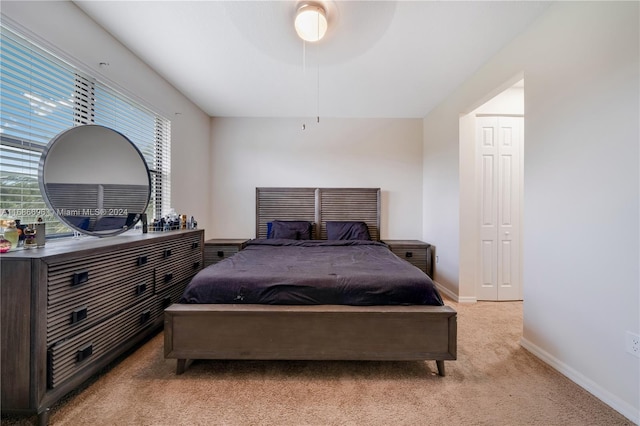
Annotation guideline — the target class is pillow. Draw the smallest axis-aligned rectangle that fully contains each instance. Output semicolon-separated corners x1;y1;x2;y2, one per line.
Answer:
63;215;91;230
93;216;128;231
326;221;371;240
269;220;313;240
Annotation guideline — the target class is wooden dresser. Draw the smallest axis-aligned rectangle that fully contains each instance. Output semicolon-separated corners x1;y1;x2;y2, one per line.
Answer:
0;229;203;425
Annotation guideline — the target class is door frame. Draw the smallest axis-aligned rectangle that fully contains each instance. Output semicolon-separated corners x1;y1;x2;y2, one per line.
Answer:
457;77;524;303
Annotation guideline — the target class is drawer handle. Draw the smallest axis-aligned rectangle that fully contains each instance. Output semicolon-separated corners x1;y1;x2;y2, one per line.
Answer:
137;255;148;266
164;249;172;258
136;283;147;296
76;343;93;363
164;273;173;282
217;250;224;258
193;261;200;269
140;310;152;324
71;307;88;324
192;242;200;249
162;297;172;308
405;251;413;258
71;270;89;286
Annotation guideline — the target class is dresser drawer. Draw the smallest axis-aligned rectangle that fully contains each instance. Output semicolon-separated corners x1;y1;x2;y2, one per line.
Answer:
204;239;248;267
137;233;200;293
47;269;153;345
383;240;433;278
390;247;427;269
47;245;155;307
47;296;161;389
152;240;187;263
155;251;202;294
150;233;201;265
157;279;190;311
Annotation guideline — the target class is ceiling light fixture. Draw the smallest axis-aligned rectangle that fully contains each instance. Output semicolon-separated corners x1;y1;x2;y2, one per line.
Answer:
294;3;327;42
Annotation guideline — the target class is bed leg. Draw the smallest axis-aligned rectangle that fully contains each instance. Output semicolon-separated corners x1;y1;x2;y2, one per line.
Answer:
436;360;445;377
38;407;50;426
176;359;187;375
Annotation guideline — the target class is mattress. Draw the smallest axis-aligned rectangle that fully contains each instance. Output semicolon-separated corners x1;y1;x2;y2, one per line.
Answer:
180;239;443;306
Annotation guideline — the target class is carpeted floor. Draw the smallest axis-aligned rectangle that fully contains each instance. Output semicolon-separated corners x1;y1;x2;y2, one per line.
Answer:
2;298;633;425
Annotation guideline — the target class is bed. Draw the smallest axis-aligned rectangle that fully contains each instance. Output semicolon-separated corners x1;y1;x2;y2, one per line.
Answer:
164;187;457;376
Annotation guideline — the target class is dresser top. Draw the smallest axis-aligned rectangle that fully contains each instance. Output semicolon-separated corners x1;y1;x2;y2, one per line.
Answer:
0;229;203;261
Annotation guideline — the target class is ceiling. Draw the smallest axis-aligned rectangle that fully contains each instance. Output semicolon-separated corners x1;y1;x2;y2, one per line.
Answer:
73;1;550;119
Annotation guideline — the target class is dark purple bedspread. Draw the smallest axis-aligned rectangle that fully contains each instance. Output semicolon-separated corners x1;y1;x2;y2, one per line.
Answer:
180;239;444;306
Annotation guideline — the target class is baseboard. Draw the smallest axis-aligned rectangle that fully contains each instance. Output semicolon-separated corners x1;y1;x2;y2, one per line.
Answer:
432;281;477;304
520;337;639;425
433;280;457;302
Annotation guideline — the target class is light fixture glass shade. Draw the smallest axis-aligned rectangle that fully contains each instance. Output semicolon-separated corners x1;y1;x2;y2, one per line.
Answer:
295;4;327;42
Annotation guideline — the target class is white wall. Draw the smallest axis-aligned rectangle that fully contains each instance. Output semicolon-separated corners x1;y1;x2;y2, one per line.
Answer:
423;107;461;292
1;1;212;231
423;2;639;422
210;117;423;240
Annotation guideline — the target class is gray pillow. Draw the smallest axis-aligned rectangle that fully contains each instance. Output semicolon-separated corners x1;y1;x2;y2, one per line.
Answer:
326;221;371;240
270;220;313;240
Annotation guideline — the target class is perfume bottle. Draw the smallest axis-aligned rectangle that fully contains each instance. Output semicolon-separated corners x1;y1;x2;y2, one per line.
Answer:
3;220;19;250
0;235;10;253
34;218;46;247
23;225;37;249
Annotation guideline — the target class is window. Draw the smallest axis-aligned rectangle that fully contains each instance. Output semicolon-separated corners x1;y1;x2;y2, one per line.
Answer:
0;25;171;236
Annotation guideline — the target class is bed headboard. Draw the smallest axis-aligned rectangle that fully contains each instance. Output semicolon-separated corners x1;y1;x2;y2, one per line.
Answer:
256;187;381;241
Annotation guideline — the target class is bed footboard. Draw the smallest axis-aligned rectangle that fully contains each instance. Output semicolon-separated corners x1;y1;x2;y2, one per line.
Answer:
164;304;457;376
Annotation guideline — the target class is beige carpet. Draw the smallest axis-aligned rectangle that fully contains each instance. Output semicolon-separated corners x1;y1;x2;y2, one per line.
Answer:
3;299;632;425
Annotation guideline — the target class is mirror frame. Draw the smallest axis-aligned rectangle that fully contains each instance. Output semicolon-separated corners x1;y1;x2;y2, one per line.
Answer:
39;124;151;238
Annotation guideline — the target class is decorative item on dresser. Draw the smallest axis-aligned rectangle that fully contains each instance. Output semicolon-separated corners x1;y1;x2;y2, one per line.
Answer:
383;239;433;278
0;229;204;425
38;125;152;238
203;238;249;267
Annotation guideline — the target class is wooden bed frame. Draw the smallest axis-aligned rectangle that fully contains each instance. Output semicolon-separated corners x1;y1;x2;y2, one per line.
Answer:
164;187;457;376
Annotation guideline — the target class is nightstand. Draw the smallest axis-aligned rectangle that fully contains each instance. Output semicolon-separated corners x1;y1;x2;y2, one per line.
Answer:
383;239;433;278
204;238;249;267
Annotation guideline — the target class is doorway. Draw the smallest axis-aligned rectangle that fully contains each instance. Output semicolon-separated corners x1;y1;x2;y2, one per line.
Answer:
476;115;523;300
458;78;524;302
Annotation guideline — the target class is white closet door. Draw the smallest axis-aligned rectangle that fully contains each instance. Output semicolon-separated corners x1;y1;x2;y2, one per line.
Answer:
477;116;523;301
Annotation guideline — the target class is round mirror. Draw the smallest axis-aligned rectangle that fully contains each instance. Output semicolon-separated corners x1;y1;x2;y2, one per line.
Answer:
39;125;151;237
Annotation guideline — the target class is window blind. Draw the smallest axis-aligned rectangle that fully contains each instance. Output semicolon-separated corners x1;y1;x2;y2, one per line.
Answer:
93;80;172;220
0;25;171;236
